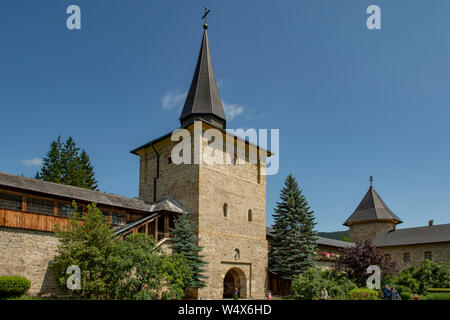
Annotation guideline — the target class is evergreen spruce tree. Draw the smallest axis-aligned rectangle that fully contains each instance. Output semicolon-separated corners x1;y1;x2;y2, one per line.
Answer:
36;136;98;190
79;150;98;190
61;136;81;186
269;174;318;280
170;211;208;289
36;136;63;183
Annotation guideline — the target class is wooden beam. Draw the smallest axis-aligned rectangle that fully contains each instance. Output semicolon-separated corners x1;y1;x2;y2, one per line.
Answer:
155;217;158;242
164;214;169;238
22;196;27;212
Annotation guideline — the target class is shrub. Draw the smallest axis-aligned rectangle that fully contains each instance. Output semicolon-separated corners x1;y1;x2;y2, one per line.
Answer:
381;275;397;288
0;276;31;298
426;288;450;293
413;260;450;294
291;268;326;300
321;269;357;300
421;293;450;300
400;291;412;300
347;288;380;300
291;267;356;300
395;269;420;294
393;260;450;295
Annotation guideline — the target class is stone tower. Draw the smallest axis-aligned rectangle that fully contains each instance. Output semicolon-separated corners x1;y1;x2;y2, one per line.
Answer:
343;185;403;242
131;22;268;299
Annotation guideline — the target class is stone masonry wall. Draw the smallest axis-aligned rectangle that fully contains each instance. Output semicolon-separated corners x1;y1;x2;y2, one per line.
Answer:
197;133;268;299
0;227;66;296
138;123;268;299
379;242;450;272
350;221;396;242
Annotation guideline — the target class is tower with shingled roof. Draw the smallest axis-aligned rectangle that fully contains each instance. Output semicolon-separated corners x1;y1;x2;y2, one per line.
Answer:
343;177;403;242
130;14;268;299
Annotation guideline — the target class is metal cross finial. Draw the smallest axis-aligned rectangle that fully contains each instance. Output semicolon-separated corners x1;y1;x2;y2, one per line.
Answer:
202;7;211;25
369;175;374;187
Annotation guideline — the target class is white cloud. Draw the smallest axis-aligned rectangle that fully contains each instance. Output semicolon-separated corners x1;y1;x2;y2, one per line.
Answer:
217;78;224;89
161;91;187;110
21;158;42;167
161;89;244;121
223;101;244;120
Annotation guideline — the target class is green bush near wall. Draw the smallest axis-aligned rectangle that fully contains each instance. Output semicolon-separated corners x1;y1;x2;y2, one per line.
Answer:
421;293;450;300
0;276;31;298
347;288;380;300
400;291;412;300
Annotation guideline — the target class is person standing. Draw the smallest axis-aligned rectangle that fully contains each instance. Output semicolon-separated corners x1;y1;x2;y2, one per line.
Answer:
382;285;391;300
320;287;328;300
391;287;399;300
233;287;239;300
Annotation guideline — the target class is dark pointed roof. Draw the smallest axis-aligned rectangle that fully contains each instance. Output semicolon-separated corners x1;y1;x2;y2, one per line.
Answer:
180;25;226;129
343;186;403;226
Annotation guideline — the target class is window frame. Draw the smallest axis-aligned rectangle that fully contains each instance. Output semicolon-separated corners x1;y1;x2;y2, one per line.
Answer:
403;252;411;263
0;191;23;211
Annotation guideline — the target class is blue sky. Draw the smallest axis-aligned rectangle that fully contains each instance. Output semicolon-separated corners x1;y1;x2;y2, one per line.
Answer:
1;0;450;232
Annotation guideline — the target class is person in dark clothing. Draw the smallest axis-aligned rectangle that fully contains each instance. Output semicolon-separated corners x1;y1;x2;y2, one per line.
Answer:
382;285;391;300
391;287;399;300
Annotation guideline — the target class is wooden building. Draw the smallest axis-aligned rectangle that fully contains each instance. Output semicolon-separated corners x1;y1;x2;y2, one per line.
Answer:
0;171;184;295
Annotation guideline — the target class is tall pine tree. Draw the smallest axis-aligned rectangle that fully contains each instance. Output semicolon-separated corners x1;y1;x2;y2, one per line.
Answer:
61;136;82;187
80;150;98;190
36;136;98;190
170;211;208;289
269;174;318;280
36;136;63;182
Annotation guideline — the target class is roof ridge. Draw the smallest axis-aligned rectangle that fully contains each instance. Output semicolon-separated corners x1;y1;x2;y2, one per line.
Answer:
0;171;144;203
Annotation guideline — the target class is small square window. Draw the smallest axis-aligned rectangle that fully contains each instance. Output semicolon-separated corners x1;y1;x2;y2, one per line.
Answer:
403;253;411;263
424;251;432;261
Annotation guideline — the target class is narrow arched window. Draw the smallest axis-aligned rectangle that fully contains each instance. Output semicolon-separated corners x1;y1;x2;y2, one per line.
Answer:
223;203;228;217
248;209;253;222
234;249;240;259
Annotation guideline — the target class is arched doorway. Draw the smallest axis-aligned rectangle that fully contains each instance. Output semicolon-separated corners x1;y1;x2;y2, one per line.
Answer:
223;267;247;298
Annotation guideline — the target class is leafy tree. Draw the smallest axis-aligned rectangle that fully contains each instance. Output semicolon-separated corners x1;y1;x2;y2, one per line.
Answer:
333;240;397;286
51;203;192;300
36;136;98;190
110;234;191;300
51;202;119;299
269;174;318;280
394;268;420;294
395;260;450;295
170;211;208;290
413;260;450;293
